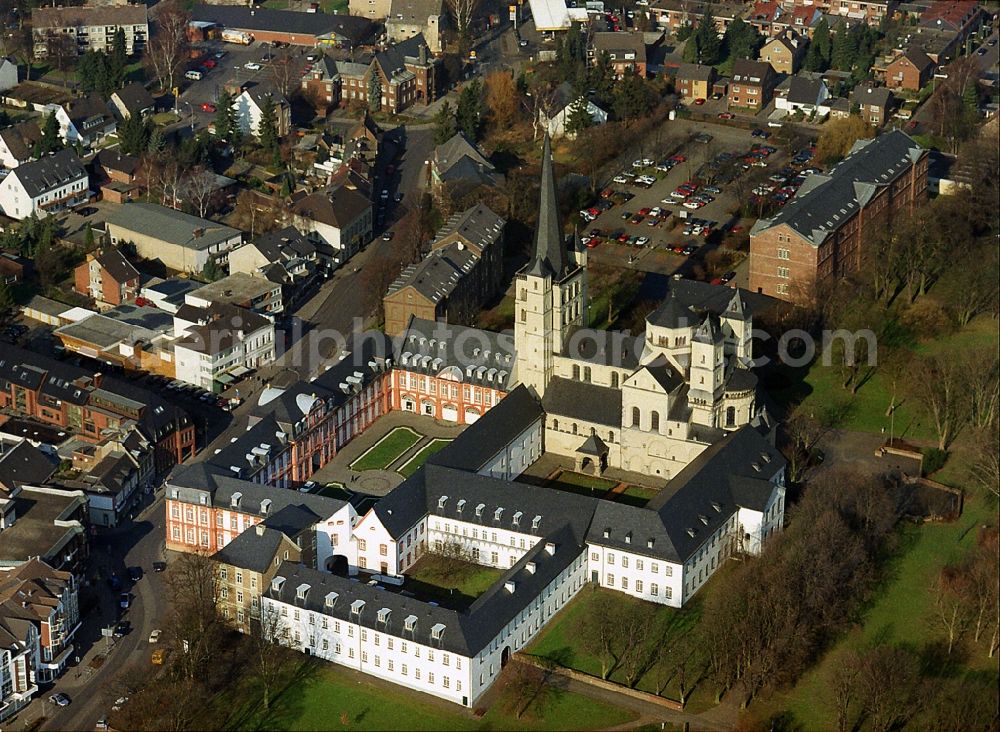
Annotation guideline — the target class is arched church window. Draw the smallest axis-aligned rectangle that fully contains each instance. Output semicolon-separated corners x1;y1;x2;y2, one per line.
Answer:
632;407;640;426
611;373;619;389
651;411;660;432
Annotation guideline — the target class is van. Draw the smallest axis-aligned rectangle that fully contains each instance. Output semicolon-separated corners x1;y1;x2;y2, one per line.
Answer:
185;70;203;81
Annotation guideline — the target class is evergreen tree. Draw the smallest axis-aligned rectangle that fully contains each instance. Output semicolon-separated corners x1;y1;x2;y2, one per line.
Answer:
432;100;457;145
213;91;241;147
695;10;721;65
456;79;483;142
84;222;95;250
35;111;62;156
33;229;62;288
367;71;382;111
723;18;761;63
613;69;652;123
118;112;151;155
147;125;166;155
812;17;832;66
201;258;223;282
257;95;280;165
110;28;128;88
565;96;594;137
77;51;104;94
831;21;856;71
588;51;615;102
0;280;13;314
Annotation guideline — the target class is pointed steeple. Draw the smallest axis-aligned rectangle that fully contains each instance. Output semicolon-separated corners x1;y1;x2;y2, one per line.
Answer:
724;291;749;320
652;288;694;329
527;134;568;279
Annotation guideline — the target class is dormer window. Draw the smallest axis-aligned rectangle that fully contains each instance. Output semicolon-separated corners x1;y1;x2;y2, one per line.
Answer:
494;507;503;521
296;583;310;600
512;511;522;527
231;492;242;509
457;499;466;513
351;599;365;616
377;607;391;624
271;576;285;593
531;515;541;530
438;495;448;510
475;503;485;518
260;498;272;515
404;614;417;631
431;622;446;640
325;592;338;608
625;532;632;544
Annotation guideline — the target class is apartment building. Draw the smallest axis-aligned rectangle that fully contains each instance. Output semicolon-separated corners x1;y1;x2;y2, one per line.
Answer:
233;85;291;139
73;249;141;308
728;58;778;110
749;130;928;300
0;150;89;221
31;4;148;58
675;63;717;100
291;185;372;263
590;32;649;78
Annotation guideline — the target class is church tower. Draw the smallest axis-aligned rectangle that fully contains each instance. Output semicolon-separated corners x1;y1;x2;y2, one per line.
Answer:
514;135;587;397
689;316;725;427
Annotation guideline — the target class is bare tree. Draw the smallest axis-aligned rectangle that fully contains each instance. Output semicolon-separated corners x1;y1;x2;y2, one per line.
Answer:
576;589;623;680
617;602;656;687
247;604;294;712
905;354;971;450
270;47;296;99
933;564;974;655
500;661;559;720
859;645;919;732
164;552;225;682
44;31;76;76
962;347;999;430
186;167;219;218
445;0;479;40
146;0;190;94
969;425;1000;500
830;650;863;732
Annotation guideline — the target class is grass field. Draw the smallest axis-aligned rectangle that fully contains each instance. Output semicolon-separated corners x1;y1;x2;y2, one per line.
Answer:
527;586;713;711
546;471;617;498
403;554;504;610
351;427;421;472
229;660;636;731
398;439;452;478
613;484;660;507
317;483;350;499
755;490;999;728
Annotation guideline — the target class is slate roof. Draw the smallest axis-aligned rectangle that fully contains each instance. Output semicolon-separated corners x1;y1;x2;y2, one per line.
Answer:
526;135;571;279
0;440;56;490
431;203;505;253
428;385;544;472
396;317;515;389
896;47;934;73
751;130;926;246
675;62;714;81
374;33;432;77
433;132;498;185
251;227;319;261
11;150;87;198
291;186;370;229
94;148;141;177
386;0;443;23
111;83;155;118
851;82;893;108
94;248;140;284
785;76;825;105
106;203;241;252
385;245;477;304
174;302;271;355
0;120;42;163
212;525;293;573
541;376;622;427
592;31;646;61
190;4;375;44
731;58;773;84
64;94;116;133
562;327;641;369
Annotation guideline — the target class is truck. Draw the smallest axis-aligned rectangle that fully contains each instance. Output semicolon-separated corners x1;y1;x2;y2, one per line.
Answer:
221;29;253;45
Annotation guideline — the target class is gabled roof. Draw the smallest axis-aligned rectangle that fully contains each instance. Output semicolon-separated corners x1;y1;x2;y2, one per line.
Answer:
212;525;293;573
675;62;714;82
541;376;622;427
291;185;370;229
0;120;42;163
374;33;432;77
111;83;155;117
11;149;87;198
895;46;934;73
0;440;56;490
386;0;444;23
592;31;647;61
94;148;141;177
63;94;116;131
785;76;826;105
241;83;289;110
93;248;140;284
105;203;241;252
434;132;493;177
190;4;375;44
396;317;515;389
32;4;147;28
731;58;773;84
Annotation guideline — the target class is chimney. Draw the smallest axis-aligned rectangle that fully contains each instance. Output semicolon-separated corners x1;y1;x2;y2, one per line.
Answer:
193;228;204;238
255;524;265;536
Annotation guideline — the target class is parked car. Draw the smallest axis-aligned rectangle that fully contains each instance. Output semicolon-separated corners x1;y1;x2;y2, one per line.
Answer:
119;593;131;609
113;621;130;638
49;693;71;707
128;566;142;582
244;62;262;71
149;629;162;644
200;102;216;113
184;70;203;81
112;697;128;712
717;112;735;120
153;561;167;573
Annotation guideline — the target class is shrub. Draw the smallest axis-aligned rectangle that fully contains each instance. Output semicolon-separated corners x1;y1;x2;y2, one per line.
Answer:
921;447;949;476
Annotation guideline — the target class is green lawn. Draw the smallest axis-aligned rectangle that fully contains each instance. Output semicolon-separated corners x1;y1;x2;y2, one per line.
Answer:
351;427;421;472
527;586;712;710
398;439;452;478
317;483;350;499
228;661;636;731
759;491;999;729
769;316;999;442
546;471;617;498
613;484;660;508
403;554;504;610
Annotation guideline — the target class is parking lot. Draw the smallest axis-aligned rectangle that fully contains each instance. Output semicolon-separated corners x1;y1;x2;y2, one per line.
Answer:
577;121;817;282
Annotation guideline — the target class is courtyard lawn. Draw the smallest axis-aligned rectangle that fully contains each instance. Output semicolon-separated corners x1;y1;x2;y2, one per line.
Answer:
227;660;636;731
527;586;713;711
404;554;504;610
612;484;660;508
755;490;999;729
351;427;421;472
546;471;617;498
398;439;452;478
317;483;350;499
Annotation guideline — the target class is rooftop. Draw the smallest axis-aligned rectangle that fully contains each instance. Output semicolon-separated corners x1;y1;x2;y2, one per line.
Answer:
105;202;242;252
0;487;87;567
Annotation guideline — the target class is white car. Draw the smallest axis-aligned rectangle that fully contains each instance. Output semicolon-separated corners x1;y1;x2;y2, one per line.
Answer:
244;62;262;71
683;200;705;209
635;236;650;246
112;697;128;712
148;629;162;644
612;174;632;184
636;175;657;185
649;207;662;217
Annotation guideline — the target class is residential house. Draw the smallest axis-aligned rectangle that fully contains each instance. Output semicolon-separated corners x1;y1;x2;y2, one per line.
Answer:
917;0;983;46
0;439;56;493
350;0;393;20
885;47;934;91
31;5;148;58
0;559;79;685
675;63;717;100
749;130;928;300
301;54;342;110
0;254;29;286
728;58;777;109
49;95;117;147
172;302;276;392
759;30;806;74
0;121;42;170
228;227;327;297
61;432;153;527
73;249;141;308
538;82;608;139
0;149;88;221
291;185;372;263
383;204;505;337
233;84;291;139
368;34;439;113
0;345;196;471
0;614;36;722
385;0;445;53
109;82;156;121
826;0;896;25
430;132;502;192
775;75;832;116
648;0;745;36
91;148;142;203
211;505;320;632
590;31;649;78
105;202;243;273
0;57;17;93
851;81;893;125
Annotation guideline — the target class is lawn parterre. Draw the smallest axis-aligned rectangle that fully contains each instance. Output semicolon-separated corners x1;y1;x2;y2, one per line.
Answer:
546;471;617;497
398;438;452;478
403;554;504;609
350;427;421;472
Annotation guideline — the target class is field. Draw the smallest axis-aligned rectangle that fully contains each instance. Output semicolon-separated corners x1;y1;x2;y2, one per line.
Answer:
350;427;421;472
398;439;451;478
403;554;504;610
226;659;637;731
545;471;617;497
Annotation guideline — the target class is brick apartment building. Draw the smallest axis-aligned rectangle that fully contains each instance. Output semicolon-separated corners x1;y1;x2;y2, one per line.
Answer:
0;347;196;472
590;31;650;78
73;249;141;308
749;130;929;301
728;59;777;110
885;47;934;91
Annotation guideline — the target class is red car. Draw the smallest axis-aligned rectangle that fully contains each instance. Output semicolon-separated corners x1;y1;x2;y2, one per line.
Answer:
717;112;734;120
202;59;217;69
694;98;706;105
200;102;216;113
638;207;651;216
586;237;602;249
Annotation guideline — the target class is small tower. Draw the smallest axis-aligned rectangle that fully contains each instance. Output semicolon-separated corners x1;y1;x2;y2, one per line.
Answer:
689;316;725;427
513;135;586;397
721;291;752;360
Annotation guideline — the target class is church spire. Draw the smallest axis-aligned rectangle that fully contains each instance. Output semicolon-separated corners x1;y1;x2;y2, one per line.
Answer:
527;133;568;279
